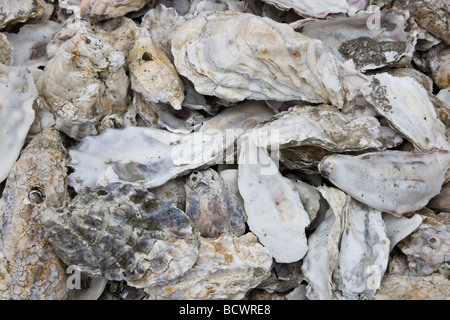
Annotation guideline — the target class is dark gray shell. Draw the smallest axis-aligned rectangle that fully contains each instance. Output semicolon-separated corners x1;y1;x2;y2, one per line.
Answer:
40;183;200;288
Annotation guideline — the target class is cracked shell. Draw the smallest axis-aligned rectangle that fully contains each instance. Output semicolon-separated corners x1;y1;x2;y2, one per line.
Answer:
40;182;200;288
0;128;69;300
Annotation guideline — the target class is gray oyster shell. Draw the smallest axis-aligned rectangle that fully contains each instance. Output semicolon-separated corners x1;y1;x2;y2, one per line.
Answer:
185;168;246;238
40;183;200;288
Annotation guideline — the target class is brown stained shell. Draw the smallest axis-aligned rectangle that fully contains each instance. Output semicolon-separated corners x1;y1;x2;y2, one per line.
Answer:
0;0;47;31
0;34;13;66
0;128;69;300
427;42;450;90
144;233;273;299
185;169;246;238
36;28;130;140
40;183;200;288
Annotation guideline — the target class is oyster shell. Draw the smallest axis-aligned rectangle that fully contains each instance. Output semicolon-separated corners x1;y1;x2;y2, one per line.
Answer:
189;0;247;14
382;213;423;251
427;182;450;213
297;8;418;71
59;0;150;21
237;136;310;263
128;28;184;110
373;273;450;300
248;104;383;152
40;183;200;288
0;0;47;30
171;11;356;110
360;73;449;151
318;149;450;217
399;209;450;276
0;64;37;183
36;28;130;140
144;233;273;299
260;0;355;18
5;20;61;82
185;168;246;238
302;186;390;300
0;128;69;300
427;42;450;90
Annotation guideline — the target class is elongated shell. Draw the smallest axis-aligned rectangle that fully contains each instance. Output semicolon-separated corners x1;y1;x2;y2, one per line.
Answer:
0;64;37;183
261;0;351;18
238;137;310;263
0;128;69;300
171;11;356;110
318;149;450;216
360;73;449;151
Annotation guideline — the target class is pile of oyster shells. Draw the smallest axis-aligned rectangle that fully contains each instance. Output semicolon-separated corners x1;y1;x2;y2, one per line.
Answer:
0;0;449;300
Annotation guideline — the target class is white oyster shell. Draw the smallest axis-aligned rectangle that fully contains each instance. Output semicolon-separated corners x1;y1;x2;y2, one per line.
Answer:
237;136;310;263
36;28;130;140
144;233;273;299
171;11;356;110
361;73;449;151
261;0;352;18
297;8;418;71
128;28;184;110
382;213;423;251
302;186;390;300
59;0;150;21
0;64;37;183
248;104;383;152
318;149;450;216
189;0;247;14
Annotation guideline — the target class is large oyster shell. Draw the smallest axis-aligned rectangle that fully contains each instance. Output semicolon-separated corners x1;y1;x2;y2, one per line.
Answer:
0;128;69;300
40;183;200;288
318;149;450;216
36;28;130;140
171;11;356;110
144;233;273;299
237;136;310;263
0;64;37;183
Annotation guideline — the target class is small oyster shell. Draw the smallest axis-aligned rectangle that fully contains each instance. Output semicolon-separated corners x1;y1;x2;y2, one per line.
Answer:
185;168;246;238
128;28;184;110
261;0;352;18
59;0;150;21
37;28;130;140
40;183;200;288
360;73;449;151
382;213;423;251
249;104;383;152
150;176;186;211
373;273;450;300
0;128;69;300
399;209;450;276
171;11;356;110
144;233;273;299
318;149;450;216
237;136;310;263
0;0;47;30
289;178;321;224
0;64;37;183
427;42;450;90
297;8;418;71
